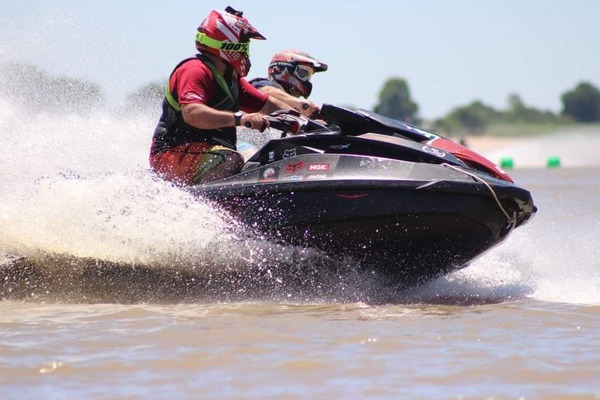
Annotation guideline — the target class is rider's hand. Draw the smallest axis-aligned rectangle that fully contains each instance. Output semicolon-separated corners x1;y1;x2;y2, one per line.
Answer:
241;113;269;132
271;109;301;117
298;100;320;118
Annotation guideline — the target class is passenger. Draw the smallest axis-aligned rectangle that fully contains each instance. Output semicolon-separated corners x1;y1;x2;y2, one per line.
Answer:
249;49;328;118
149;7;292;185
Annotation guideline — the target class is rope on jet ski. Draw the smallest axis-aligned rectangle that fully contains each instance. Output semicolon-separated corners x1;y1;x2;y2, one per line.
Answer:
441;163;517;228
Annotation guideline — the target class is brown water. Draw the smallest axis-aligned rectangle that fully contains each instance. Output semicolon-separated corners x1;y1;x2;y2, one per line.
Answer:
2;300;600;399
2;166;600;399
2;100;600;399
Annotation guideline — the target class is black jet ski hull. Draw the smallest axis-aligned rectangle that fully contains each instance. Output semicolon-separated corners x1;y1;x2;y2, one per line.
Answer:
192;155;535;288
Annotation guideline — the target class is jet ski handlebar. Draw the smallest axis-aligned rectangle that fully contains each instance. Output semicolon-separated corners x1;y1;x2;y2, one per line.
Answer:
263;110;331;137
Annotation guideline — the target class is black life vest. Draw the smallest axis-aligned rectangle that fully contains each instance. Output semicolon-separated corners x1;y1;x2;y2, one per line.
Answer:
151;54;240;155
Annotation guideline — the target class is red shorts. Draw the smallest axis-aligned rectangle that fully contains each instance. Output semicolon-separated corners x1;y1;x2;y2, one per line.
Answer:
149;142;236;185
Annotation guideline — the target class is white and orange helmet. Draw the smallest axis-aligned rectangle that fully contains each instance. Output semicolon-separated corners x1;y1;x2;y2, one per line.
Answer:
268;49;328;98
195;7;265;77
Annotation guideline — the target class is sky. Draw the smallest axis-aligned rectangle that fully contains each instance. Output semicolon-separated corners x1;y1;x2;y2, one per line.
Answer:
1;0;599;119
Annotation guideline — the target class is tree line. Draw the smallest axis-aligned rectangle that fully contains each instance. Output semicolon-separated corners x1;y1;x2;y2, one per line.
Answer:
0;61;163;116
2;61;599;137
375;77;600;136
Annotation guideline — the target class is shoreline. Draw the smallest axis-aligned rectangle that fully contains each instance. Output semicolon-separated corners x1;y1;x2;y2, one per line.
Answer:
461;135;522;154
459;130;600;168
452;124;600;154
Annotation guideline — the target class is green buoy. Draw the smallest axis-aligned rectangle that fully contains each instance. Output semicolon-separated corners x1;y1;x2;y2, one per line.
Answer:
547;156;561;168
500;157;514;169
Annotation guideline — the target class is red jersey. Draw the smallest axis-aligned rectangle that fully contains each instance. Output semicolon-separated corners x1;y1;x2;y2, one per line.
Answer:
170;58;268;112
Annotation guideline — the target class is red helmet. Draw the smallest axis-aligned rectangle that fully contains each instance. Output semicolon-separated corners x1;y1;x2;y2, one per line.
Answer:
268;49;328;98
195;7;265;77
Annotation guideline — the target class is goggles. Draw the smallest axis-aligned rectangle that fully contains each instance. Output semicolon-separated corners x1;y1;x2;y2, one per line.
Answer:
196;32;250;56
294;64;314;81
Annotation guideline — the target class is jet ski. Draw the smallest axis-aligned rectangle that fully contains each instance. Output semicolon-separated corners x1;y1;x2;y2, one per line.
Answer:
188;104;537;289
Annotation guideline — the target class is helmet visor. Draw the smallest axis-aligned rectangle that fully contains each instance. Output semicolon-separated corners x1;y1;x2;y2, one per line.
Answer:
196;32;250;57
